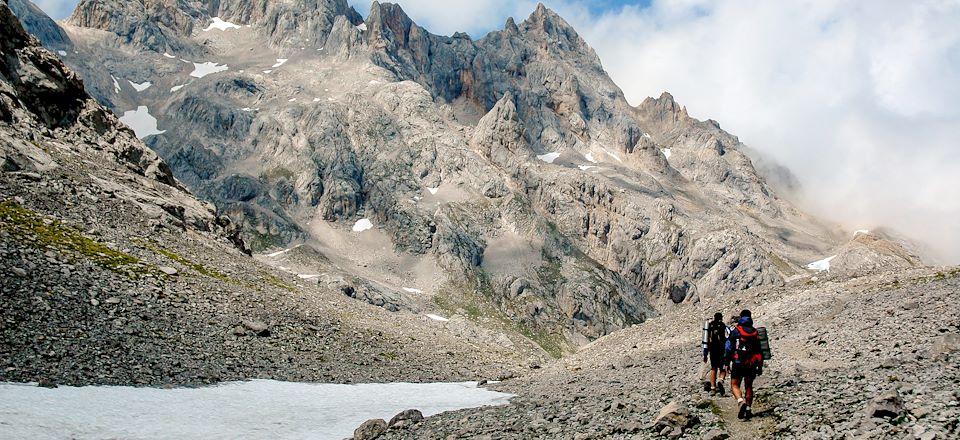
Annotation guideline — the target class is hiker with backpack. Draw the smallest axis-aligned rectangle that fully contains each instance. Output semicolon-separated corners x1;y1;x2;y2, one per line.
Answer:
702;312;728;395
726;309;764;420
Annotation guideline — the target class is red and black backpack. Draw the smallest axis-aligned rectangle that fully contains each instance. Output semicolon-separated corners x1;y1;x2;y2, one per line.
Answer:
735;325;764;367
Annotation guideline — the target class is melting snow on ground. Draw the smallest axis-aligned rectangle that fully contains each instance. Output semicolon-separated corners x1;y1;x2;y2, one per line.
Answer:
110;75;120;94
578;165;596;171
357;23;368;31
602;148;622;162
272;58;288;68
403;287;423;294
298;274;322;280
536;152;561;164
662;148;672;159
352;219;373;232
57;50;67;56
265;246;300;258
806;255;837;272
129;81;152;92
427;187;440;195
190;62;229;78
426;314;449;322
118;106;165;139
288;98;297;102
163;53;176;59
170;85;186;92
854;229;871;237
584;153;597;163
203;17;241;32
0;380;511;440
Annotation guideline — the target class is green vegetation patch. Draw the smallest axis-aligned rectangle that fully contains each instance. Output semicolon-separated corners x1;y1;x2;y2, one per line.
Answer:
0;199;154;278
261;272;296;293
138;239;247;286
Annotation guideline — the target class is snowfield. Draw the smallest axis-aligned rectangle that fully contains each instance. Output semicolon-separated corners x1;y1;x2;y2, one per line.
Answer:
662;148;672;159
0;380;512;440
118;106;165;139
203;17;241;32
129;80;152;92
190;62;229;78
536;152;561;163
806;255;837;272
352;218;374;232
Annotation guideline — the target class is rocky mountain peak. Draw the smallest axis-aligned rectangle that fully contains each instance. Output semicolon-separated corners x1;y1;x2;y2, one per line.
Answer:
366;1;416;46
7;0;72;49
636;91;690;127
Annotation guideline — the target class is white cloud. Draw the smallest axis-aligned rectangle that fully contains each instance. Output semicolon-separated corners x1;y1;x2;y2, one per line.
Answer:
32;0;80;20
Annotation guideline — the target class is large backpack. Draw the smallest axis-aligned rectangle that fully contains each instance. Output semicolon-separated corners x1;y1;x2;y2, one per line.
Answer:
735;325;763;367
707;320;726;349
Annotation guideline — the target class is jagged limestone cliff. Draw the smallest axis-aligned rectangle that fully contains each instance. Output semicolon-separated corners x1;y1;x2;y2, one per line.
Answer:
21;0;917;351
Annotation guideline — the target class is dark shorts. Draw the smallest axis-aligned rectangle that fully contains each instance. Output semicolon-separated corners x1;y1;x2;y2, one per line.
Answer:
708;350;725;369
731;363;757;380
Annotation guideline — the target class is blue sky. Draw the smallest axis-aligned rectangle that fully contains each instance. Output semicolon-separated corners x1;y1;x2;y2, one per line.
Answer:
26;0;960;261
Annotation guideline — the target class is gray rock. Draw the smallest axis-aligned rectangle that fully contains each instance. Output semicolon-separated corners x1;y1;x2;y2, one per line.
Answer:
241;319;270;337
387;409;423;428
159;266;179;276
703;429;728;440
651;400;698;433
353;418;387;440
864;391;903;419
11;266;27;277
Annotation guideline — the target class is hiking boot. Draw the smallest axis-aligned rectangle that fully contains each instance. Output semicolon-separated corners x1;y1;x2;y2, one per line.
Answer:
737;402;748;420
717;383;725;396
703;382;711;392
745;406;753;420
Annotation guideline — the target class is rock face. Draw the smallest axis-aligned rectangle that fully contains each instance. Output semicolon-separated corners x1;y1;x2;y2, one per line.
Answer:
35;0;913;352
7;0;72;50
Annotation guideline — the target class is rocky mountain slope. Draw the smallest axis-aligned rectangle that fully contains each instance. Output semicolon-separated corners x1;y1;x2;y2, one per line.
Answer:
10;0;923;355
379;267;960;439
0;0;532;386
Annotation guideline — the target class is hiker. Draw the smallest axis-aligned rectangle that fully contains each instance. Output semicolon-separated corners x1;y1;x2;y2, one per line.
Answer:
726;309;763;420
702;312;727;395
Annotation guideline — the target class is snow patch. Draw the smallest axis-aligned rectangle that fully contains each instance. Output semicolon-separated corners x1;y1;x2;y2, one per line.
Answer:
426;314;449;322
263;70;272;74
297;274;321;280
288;98;297;102
352;219;373;232
190;62;228;78
170;85;186;92
272;58;288;68
313;98;321;102
357;23;367;31
642;132;652;139
578;165;596;171
240;107;252;112
0;380;511;440
57;50;67;56
162;52;176;59
584;153;597;163
369;80;381;85
110;75;120;94
203;17;241;32
265;246;299;258
129;81;152;92
403;287;423;294
602;148;623;162
427;187;440;195
854;229;871;237
806;255;837;273
662;148;672;159
118;106;165;139
536;152;560;164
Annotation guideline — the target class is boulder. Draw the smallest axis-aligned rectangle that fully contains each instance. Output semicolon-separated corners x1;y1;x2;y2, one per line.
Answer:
651;400;698;434
864;391;903;419
241;319;270;337
353;419;387;440
387;409;423;429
